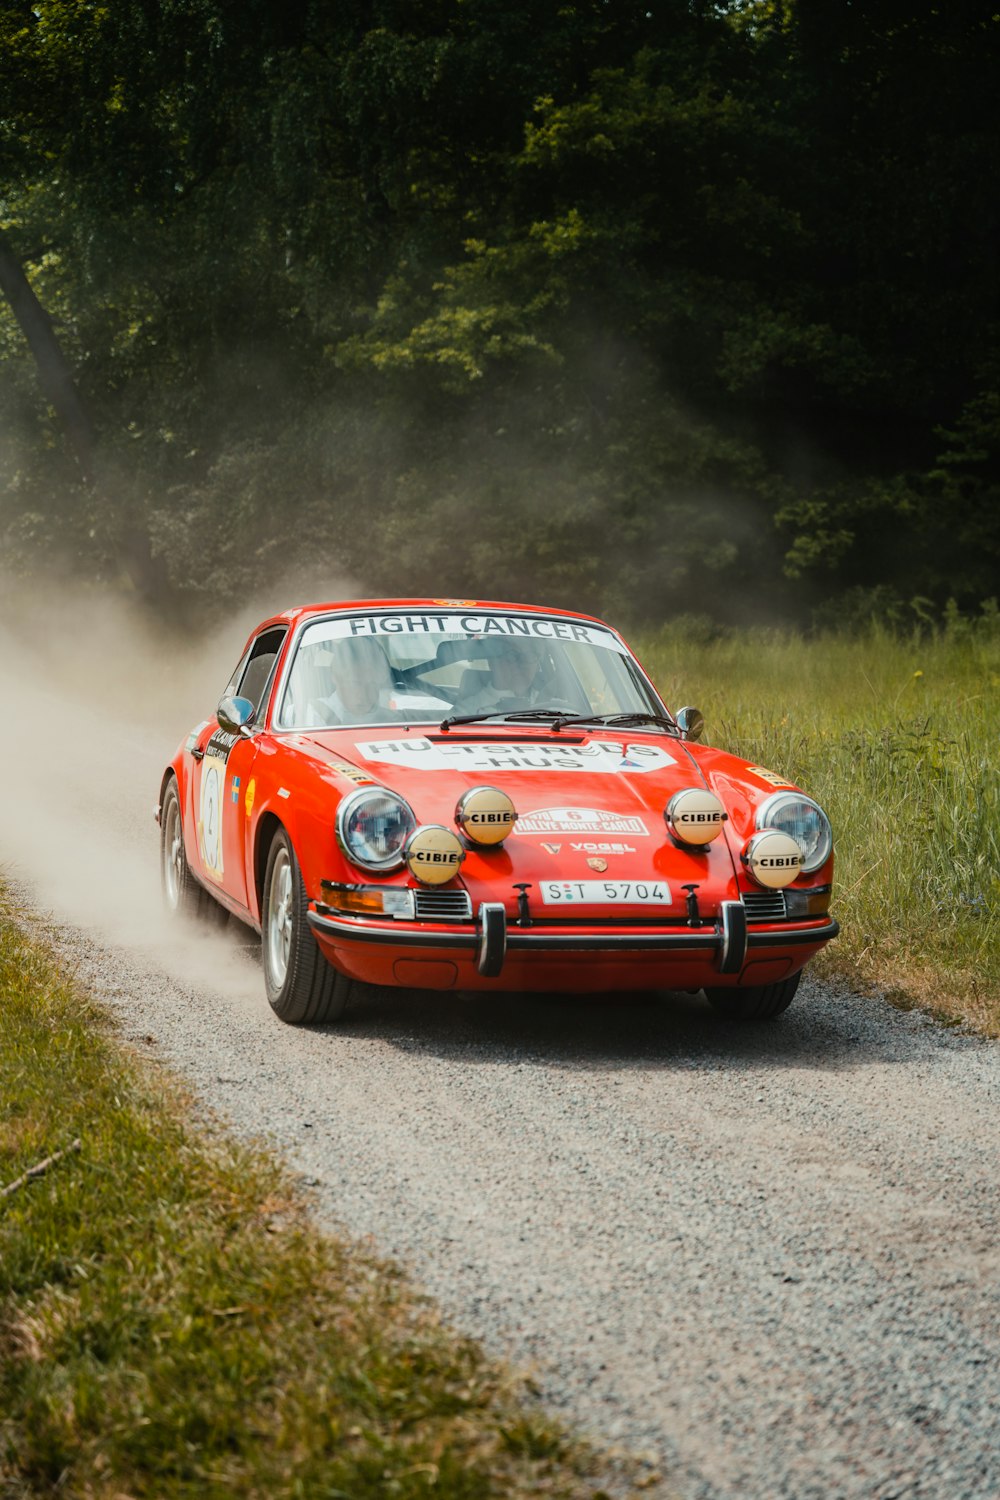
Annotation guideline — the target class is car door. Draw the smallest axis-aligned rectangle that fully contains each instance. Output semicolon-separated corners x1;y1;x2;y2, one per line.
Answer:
190;626;288;913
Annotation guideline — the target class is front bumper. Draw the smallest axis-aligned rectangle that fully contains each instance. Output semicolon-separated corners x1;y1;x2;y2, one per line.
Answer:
306;900;839;993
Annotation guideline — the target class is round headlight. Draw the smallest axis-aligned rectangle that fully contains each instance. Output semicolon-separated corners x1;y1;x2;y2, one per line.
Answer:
742;830;806;888
336;787;417;872
665;788;728;846
456;786;517;846
756;792;833;874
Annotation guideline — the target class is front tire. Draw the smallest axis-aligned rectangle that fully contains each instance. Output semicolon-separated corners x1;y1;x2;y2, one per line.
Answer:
262;829;353;1024
160;778;228;928
704;970;801;1021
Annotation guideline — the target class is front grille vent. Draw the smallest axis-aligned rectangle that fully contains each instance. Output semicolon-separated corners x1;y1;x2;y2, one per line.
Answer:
742;890;788;922
413;889;473;923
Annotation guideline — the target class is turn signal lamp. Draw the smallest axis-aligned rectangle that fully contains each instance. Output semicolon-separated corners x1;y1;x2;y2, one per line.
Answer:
320;883;416;918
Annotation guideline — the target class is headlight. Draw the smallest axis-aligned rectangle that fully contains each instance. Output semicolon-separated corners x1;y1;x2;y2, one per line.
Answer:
336;787;417;872
756;792;833;874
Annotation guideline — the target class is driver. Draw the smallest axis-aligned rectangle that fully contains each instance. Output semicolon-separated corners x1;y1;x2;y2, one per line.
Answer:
322;637;404;724
457;637;550;714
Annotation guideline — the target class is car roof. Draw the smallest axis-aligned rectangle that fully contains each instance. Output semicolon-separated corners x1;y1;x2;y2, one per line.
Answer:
252;598;613;634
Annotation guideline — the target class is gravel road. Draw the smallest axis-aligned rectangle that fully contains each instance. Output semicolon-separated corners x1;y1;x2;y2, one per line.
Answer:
3;601;998;1500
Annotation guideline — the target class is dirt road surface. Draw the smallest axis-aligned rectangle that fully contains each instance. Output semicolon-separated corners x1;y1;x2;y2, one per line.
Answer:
2;593;997;1499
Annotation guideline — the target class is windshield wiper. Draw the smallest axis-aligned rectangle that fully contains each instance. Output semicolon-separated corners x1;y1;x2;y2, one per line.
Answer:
547;711;681;734
439;708;582;731
439;708;680;734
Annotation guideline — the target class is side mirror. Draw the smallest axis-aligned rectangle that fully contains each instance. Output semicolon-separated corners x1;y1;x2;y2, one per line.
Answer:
675;706;705;743
217;695;255;737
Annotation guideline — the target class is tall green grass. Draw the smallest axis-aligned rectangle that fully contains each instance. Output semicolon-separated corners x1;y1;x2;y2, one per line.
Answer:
0;907;634;1499
638;604;1000;1033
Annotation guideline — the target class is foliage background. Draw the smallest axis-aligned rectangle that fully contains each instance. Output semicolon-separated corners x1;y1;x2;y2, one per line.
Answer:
1;1;997;626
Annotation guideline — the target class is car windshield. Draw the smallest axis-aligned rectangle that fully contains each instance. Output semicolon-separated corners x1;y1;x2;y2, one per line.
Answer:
274;609;665;730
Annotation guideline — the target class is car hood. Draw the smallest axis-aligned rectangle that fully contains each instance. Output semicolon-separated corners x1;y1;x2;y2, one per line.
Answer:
299;726;783;906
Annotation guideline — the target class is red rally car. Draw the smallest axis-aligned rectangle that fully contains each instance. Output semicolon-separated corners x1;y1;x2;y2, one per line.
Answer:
157;599;837;1024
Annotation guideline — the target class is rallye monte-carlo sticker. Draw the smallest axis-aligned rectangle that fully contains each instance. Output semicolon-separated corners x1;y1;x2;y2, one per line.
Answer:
514;806;651;836
355;740;674;774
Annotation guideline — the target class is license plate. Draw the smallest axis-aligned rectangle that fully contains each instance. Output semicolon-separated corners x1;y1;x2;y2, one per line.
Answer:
540;880;671;905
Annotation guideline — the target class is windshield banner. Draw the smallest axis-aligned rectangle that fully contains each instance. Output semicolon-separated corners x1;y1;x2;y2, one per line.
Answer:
300;613;627;652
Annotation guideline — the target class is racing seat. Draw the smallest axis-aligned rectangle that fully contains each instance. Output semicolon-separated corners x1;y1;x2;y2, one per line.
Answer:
457;667;490;701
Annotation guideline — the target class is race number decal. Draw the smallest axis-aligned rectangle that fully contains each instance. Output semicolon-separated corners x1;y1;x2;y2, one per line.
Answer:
198;754;226;880
540;880;671;905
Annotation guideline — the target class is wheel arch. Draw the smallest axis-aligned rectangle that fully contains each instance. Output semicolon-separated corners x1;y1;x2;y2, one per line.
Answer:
254;810;286;915
158;765;178;816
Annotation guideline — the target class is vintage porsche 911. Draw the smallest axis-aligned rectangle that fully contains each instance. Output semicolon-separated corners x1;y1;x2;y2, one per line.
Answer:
157;599;837;1024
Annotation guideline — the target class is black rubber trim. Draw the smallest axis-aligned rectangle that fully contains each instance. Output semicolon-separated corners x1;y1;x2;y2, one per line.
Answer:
307;909;839;953
718;900;748;974
308;911;478;947
505;930;718;952
747;918;839;947
477;903;507;977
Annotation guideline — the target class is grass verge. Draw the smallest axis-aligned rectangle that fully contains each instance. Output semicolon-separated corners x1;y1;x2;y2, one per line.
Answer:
0;903;646;1499
639;606;1000;1036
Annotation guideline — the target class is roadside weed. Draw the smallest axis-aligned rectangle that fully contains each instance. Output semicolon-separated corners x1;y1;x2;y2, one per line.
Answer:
0;910;629;1499
641;614;1000;1034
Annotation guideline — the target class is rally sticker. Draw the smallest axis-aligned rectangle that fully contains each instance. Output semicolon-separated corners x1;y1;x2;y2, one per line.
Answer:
540;880;671;905
198;754;226;880
515;807;650;836
748;765;795;788
327;756;376;786
356;740;673;775
205;728;241;763
185;720;210;755
571;840;637;854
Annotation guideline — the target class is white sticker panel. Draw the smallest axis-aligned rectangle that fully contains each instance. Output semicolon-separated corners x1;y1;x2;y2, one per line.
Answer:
356;739;674;775
540;879;671;905
197;754;226;881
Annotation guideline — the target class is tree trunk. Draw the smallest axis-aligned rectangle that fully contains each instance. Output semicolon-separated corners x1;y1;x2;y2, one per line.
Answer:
0;230;176;608
0;228;95;480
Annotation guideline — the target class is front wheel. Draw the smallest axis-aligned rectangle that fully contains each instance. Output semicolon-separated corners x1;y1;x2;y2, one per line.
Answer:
262;829;354;1024
704;971;801;1021
160;778;228;928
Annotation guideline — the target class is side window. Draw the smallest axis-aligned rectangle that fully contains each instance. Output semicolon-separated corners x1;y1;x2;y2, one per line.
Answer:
226;628;287;718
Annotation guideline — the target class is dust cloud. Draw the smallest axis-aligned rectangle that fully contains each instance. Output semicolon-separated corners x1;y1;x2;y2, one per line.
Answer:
0;568;358;1004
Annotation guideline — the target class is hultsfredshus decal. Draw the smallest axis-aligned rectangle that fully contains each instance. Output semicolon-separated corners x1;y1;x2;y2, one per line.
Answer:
514;807;650;837
355;739;674;775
